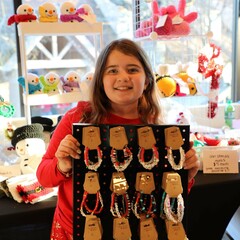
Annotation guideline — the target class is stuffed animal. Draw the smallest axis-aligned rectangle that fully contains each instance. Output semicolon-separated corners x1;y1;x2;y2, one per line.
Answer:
80;71;94;100
173;62;197;96
38;2;58;22
60;1;85;22
76;4;96;24
7;4;37;25
39;72;61;95
11;124;46;175
60;71;81;92
155;65;176;97
152;0;198;36
18;73;42;95
151;0;173;36
176;112;189;124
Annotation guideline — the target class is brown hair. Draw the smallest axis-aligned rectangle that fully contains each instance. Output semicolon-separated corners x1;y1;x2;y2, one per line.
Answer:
80;38;162;124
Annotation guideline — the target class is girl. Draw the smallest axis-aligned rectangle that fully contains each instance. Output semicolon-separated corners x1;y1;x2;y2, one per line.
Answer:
37;38;199;239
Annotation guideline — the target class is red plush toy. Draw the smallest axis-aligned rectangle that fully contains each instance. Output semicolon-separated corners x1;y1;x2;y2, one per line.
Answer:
152;0;198;36
7;4;37;25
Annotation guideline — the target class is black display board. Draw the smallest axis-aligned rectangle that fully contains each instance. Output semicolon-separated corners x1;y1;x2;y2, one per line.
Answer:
73;124;190;240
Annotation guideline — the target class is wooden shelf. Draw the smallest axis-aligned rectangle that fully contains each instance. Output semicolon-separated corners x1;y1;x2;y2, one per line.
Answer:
22;91;88;106
17;22;103;36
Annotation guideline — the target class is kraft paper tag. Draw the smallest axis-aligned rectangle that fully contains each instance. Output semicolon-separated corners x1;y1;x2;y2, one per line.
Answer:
83;172;100;194
113;217;132;240
84;215;102;240
136;172;155;194
110;126;128;150
138;126;156;149
165;220;186;240
110;172;129;195
165;126;184;150
82;126;101;149
162;172;183;197
140;217;158;240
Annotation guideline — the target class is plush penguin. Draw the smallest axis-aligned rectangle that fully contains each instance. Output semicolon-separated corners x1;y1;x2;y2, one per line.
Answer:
38;2;58;22
60;71;81;92
60;1;84;22
7;4;37;25
18;73;42;94
39;72;61;94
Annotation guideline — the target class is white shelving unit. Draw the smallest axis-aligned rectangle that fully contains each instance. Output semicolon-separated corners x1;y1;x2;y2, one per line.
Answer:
17;22;103;124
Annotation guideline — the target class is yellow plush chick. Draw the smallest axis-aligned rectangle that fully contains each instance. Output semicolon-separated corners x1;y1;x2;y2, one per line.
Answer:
38;2;58;22
156;64;176;97
174;62;197;95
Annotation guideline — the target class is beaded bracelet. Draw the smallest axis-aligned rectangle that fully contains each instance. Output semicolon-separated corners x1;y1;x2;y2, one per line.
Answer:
110;145;133;172
138;145;159;170
80;190;104;217
167;147;185;170
84;146;102;171
57;161;72;177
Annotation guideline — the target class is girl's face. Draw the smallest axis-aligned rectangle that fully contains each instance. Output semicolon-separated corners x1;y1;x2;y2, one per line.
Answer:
103;49;147;109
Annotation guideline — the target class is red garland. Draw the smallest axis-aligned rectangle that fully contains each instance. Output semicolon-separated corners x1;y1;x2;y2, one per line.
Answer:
198;43;223;118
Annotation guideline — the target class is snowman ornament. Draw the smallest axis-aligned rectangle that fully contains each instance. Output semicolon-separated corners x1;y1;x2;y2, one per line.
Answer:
11;124;46;175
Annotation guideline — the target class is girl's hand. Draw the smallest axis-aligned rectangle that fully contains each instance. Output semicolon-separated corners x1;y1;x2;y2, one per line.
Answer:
184;141;200;182
55;134;81;173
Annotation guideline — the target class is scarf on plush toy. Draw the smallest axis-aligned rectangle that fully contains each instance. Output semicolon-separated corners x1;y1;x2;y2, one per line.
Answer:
7;14;37;25
60;8;86;22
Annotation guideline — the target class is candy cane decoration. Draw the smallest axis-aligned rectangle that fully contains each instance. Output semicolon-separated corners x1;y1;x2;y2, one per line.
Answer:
198;42;223;118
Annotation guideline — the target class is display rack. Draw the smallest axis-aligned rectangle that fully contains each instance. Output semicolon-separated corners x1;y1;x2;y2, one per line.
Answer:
72;123;190;240
17;22;103;124
132;0;214;108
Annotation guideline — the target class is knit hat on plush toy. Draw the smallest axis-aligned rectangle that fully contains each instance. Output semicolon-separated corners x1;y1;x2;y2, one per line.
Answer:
11;124;44;147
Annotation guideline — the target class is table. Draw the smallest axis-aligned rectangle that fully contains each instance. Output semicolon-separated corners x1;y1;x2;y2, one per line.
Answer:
0;196;56;240
0;169;239;240
187;167;240;240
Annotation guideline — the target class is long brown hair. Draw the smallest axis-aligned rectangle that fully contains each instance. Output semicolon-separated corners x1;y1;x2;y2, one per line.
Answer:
80;38;162;124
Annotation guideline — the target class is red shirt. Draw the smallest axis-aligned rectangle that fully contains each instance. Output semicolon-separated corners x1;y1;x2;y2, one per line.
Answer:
36;101;142;234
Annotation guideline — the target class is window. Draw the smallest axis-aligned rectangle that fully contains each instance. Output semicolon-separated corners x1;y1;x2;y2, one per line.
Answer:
0;0;239;119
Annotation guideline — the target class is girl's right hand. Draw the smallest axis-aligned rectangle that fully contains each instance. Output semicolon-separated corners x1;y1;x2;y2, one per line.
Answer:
55;134;81;173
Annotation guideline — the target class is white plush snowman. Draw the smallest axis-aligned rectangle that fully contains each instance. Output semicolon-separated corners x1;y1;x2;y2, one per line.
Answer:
39;71;61;95
11;124;46;175
60;70;81;92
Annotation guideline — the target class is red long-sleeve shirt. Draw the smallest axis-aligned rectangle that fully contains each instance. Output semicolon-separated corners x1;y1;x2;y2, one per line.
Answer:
36;101;142;234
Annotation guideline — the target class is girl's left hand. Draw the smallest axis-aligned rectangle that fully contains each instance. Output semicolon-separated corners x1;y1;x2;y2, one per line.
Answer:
184;141;200;182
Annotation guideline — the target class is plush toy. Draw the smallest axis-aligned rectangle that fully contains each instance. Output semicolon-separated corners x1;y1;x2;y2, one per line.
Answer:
176;112;189;124
135;1;172;38
152;0;198;36
18;73;42;95
155;65;176;97
38;2;58;22
173;62;197;96
7;4;37;25
76;4;96;24
11;123;46;175
39;72;61;95
80;71;94;100
151;0;173;36
60;71;81;92
60;1;85;22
